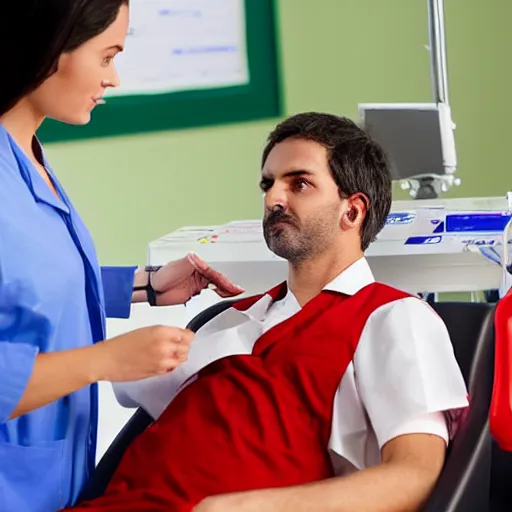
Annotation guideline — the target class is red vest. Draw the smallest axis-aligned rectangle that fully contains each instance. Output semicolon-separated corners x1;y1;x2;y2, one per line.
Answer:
74;283;410;511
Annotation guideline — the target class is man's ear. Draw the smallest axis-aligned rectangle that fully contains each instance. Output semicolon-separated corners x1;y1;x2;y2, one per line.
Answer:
340;193;369;229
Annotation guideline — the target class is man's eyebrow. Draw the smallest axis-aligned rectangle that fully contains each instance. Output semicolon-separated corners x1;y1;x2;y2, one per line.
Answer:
282;169;315;178
261;169;315;180
106;45;124;52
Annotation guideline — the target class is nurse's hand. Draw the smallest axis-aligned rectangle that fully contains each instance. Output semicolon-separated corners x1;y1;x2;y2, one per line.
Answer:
95;326;194;382
135;253;244;306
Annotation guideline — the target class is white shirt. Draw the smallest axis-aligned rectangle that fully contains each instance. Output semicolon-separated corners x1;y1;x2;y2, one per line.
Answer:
114;258;468;475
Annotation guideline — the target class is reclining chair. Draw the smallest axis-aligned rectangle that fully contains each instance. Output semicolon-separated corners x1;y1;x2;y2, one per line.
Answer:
80;300;495;511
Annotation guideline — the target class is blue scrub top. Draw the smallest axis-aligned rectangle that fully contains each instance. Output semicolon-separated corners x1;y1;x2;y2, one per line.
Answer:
0;125;137;511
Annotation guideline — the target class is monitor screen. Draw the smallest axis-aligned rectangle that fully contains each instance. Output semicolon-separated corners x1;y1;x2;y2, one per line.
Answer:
359;104;447;180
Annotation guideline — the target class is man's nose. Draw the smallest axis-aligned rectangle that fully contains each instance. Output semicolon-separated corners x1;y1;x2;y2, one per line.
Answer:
264;183;287;211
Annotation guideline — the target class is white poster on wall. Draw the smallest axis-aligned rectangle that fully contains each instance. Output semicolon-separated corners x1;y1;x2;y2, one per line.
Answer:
108;0;249;97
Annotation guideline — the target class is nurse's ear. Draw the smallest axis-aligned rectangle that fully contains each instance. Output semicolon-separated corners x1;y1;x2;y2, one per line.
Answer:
340;193;369;231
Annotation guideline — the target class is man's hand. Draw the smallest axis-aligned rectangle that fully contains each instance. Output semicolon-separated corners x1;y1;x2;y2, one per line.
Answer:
135;253;245;306
193;491;264;512
192;495;225;512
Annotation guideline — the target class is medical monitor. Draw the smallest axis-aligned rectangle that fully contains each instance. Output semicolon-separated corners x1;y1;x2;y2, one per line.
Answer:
359;103;457;181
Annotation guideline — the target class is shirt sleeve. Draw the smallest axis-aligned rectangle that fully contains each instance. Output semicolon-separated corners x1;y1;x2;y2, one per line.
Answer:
101;266;137;319
0;342;39;423
388;411;449;445
354;297;469;450
0;281;47;424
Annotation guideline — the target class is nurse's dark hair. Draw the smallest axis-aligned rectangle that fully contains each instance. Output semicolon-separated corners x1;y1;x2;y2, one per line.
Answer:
0;0;129;116
261;112;392;251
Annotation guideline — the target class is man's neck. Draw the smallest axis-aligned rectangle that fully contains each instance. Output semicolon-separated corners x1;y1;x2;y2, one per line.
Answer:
0;99;44;163
288;248;364;307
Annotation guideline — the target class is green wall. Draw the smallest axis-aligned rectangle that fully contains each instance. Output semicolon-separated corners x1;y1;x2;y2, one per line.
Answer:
44;0;509;265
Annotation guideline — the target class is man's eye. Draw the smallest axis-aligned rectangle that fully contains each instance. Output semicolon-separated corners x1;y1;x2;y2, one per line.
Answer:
260;180;272;192
293;179;309;190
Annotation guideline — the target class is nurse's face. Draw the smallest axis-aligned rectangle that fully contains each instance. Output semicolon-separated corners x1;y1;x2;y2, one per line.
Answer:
28;5;130;125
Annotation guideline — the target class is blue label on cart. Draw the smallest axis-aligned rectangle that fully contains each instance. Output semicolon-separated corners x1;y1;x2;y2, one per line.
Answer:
386;212;416;225
405;236;442;245
461;238;498;246
445;213;512;233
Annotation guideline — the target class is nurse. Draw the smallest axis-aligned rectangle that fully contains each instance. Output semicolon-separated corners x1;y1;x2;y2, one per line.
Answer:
0;1;243;511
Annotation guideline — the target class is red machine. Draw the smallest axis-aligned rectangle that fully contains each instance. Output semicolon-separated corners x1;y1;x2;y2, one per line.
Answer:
490;288;512;451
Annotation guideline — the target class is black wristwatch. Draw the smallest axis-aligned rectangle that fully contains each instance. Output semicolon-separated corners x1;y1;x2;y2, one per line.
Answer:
133;266;163;306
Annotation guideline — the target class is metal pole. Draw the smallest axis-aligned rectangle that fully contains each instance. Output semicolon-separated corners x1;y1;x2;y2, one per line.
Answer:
427;0;449;104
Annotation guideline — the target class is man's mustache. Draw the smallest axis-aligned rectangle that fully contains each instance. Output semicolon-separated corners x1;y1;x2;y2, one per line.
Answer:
263;209;296;229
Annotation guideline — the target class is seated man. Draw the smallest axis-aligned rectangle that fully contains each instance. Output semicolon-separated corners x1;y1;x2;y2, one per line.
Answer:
71;112;468;512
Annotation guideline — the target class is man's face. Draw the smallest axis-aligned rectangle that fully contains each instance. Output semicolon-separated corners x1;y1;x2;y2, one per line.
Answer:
261;138;344;264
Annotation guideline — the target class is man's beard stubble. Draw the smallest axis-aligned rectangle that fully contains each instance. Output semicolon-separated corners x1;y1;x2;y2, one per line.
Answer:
263;207;336;265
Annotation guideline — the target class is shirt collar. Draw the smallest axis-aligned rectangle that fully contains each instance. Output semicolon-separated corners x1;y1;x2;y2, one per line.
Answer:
0;124;69;213
323;257;375;296
240;257;375;319
0;124;18;170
